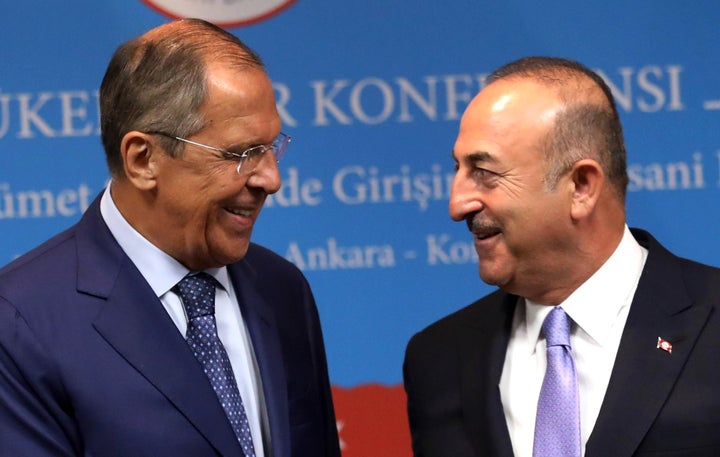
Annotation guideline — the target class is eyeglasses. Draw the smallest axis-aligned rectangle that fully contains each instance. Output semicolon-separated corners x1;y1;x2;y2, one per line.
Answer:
151;131;291;175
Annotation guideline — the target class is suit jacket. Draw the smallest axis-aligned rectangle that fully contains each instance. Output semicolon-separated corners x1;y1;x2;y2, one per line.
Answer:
404;229;720;457
0;195;341;457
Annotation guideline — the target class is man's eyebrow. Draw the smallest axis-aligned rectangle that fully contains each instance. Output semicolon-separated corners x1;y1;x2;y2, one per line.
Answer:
468;151;496;163
225;140;261;154
451;150;497;164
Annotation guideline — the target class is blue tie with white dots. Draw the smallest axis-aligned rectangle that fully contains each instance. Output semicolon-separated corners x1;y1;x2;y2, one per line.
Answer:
175;273;256;457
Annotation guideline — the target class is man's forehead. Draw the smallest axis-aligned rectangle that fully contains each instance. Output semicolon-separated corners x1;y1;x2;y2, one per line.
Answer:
476;78;557;107
461;79;563;131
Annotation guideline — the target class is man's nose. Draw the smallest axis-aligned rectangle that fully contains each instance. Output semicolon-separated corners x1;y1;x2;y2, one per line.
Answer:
246;152;282;194
449;175;482;222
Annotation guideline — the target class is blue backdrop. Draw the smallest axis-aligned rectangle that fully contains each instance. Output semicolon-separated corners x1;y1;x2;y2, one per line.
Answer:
2;1;719;392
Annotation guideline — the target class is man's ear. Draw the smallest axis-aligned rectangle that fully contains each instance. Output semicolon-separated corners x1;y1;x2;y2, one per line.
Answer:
120;131;161;190
569;158;604;221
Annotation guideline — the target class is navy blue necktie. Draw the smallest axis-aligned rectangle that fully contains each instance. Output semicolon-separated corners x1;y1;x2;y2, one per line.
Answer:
533;306;581;457
175;273;256;457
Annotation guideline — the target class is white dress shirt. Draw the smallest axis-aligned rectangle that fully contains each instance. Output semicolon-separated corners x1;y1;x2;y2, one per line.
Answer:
499;225;648;457
100;185;270;456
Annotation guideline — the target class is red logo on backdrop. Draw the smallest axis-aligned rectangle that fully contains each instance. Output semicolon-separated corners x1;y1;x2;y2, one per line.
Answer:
332;383;412;457
142;0;295;28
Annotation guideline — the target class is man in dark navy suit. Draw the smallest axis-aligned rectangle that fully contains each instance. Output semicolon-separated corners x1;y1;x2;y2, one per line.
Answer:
0;19;340;457
404;56;720;457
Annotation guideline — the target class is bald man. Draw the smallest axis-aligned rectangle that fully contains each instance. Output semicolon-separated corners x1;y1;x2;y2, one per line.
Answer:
404;56;720;457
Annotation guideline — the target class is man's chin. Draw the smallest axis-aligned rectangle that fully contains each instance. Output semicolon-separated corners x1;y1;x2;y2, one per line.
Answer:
222;243;251;265
185;242;251;270
478;266;508;288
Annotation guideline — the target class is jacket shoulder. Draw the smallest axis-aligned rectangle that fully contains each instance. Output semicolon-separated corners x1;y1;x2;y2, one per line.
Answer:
407;289;510;352
633;228;720;299
0;226;78;294
243;242;304;279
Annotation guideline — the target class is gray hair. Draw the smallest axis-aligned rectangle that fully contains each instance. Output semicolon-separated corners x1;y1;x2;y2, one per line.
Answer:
99;18;265;176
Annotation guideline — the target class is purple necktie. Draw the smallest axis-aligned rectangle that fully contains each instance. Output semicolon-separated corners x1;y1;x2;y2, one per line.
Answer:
533;307;581;457
175;273;256;457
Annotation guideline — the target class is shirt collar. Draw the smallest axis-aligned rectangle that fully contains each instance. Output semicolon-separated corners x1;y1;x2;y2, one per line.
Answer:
525;225;647;350
99;184;230;297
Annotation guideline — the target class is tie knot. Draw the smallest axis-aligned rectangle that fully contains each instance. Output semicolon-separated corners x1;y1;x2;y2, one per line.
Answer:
175;272;218;319
541;307;571;348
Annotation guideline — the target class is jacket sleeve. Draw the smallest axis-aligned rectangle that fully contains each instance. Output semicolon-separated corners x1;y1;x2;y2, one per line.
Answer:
0;297;81;457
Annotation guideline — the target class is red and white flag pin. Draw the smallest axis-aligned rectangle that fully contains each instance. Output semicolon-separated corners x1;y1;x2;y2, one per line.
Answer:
657;337;673;354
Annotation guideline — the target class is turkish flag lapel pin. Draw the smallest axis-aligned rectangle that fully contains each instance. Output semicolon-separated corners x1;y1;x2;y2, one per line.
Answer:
657;337;673;354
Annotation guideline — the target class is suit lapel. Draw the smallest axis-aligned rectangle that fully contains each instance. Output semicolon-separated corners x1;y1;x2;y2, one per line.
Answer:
458;293;516;457
586;232;713;457
76;197;242;457
228;259;290;457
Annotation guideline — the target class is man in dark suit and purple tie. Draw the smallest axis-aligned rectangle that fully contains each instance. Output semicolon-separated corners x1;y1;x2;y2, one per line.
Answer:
0;19;340;457
403;56;720;457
